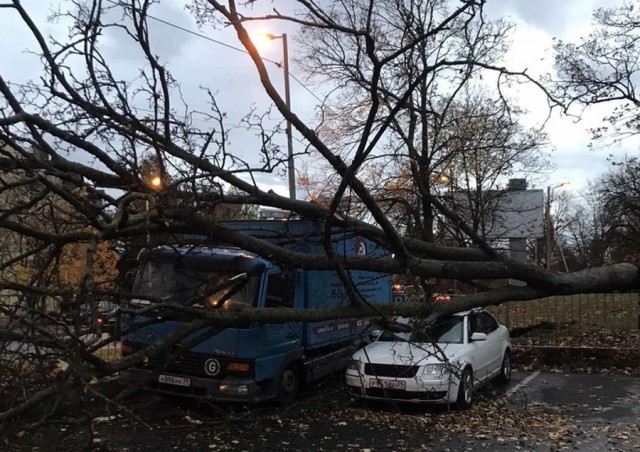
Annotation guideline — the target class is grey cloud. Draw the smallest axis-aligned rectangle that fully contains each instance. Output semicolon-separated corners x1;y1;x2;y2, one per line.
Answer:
485;0;597;35
551;147;610;187
101;1;194;64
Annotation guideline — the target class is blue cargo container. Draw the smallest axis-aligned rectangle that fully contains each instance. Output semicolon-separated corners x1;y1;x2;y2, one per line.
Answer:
120;220;391;403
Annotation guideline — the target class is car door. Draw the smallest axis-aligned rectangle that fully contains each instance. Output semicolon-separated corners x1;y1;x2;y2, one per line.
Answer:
476;312;503;379
466;313;493;383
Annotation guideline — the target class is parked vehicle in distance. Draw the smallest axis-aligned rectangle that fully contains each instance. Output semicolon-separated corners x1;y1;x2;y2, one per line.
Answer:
91;301;119;331
62;300;119;332
121;220;391;404
345;309;511;408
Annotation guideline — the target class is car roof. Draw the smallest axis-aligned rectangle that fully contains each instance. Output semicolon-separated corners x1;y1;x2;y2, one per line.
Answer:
393;308;487;324
451;308;489;317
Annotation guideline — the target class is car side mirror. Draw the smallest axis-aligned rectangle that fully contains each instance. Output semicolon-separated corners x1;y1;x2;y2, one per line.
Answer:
470;332;487;342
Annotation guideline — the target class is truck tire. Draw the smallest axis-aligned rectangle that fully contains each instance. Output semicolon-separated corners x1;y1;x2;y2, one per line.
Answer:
276;364;299;405
455;367;474;410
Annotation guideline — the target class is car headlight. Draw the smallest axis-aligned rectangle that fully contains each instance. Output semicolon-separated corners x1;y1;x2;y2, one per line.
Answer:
346;359;362;372
422;364;448;376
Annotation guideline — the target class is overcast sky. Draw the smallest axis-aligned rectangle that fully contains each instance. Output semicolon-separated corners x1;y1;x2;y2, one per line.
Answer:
485;0;640;193
1;0;638;199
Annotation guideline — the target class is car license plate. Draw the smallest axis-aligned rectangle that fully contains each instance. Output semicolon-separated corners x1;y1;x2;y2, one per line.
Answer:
369;378;406;390
158;374;191;387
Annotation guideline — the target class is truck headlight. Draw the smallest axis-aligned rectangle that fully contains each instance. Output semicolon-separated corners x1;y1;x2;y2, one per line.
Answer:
422;364;448;377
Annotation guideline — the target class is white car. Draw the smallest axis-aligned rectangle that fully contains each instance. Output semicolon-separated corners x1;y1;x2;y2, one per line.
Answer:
345;309;511;408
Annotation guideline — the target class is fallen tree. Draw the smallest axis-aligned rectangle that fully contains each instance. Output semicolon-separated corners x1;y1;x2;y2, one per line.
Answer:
0;0;638;424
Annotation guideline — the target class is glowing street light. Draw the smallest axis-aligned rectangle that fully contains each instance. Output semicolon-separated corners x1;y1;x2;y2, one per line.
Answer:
250;30;275;52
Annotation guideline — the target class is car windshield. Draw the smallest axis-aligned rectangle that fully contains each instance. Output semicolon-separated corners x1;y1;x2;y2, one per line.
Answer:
377;315;464;344
132;260;260;308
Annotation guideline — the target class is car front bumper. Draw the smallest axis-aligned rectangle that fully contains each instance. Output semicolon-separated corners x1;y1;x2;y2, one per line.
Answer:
345;371;460;404
120;367;272;403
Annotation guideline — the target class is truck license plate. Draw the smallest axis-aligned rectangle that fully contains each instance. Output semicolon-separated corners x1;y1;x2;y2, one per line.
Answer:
158;374;191;387
370;378;406;390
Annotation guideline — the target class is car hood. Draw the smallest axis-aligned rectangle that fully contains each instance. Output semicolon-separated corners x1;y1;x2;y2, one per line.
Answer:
353;340;465;367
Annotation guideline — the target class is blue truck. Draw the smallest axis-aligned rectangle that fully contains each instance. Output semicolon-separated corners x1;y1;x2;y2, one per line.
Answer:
120;220;391;403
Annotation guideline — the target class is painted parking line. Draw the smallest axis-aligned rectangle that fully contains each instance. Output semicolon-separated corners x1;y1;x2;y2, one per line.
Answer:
506;371;541;397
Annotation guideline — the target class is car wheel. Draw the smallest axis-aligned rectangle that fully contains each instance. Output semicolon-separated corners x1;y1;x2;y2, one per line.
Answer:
496;349;512;385
455;367;474;410
276;364;299;405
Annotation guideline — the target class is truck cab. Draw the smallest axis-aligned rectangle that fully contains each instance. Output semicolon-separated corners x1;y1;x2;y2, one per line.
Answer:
120;220;390;403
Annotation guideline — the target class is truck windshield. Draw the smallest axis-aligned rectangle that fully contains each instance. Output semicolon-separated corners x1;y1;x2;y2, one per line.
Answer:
133;260;260;308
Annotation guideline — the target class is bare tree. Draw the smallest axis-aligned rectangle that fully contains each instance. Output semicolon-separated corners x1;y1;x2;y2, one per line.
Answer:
590;159;640;264
553;1;640;266
554;2;640;141
0;0;637;424
296;1;547;243
560;184;609;269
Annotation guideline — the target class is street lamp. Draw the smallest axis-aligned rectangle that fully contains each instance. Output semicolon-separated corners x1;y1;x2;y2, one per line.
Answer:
146;175;163;211
265;33;295;200
146;176;162;244
546;182;570;270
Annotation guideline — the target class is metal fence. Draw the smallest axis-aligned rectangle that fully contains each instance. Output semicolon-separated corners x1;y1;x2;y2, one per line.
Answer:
489;293;640;349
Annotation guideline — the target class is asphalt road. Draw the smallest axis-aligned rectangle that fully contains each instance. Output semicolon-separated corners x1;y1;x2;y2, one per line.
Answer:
4;371;640;451
501;371;640;451
96;371;640;451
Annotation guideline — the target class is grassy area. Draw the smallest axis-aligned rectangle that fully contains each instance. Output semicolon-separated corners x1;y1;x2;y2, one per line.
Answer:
488;293;640;330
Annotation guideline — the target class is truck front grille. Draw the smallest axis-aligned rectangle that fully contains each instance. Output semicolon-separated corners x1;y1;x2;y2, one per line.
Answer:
144;350;213;378
125;340;253;380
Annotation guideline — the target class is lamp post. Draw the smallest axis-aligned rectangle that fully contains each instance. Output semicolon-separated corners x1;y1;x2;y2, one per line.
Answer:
266;33;295;200
146;176;162;244
546;182;570;270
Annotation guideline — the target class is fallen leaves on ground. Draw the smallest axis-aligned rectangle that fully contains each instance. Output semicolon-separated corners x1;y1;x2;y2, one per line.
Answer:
512;326;640;376
513;325;639;350
4;385;640;451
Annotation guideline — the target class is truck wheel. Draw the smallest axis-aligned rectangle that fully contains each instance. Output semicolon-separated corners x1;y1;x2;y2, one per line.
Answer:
455;367;474;410
276;364;299;405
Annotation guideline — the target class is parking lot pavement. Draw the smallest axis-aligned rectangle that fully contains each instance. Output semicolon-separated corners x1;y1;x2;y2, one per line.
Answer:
5;370;640;451
490;371;640;451
86;371;637;451
511;371;640;421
